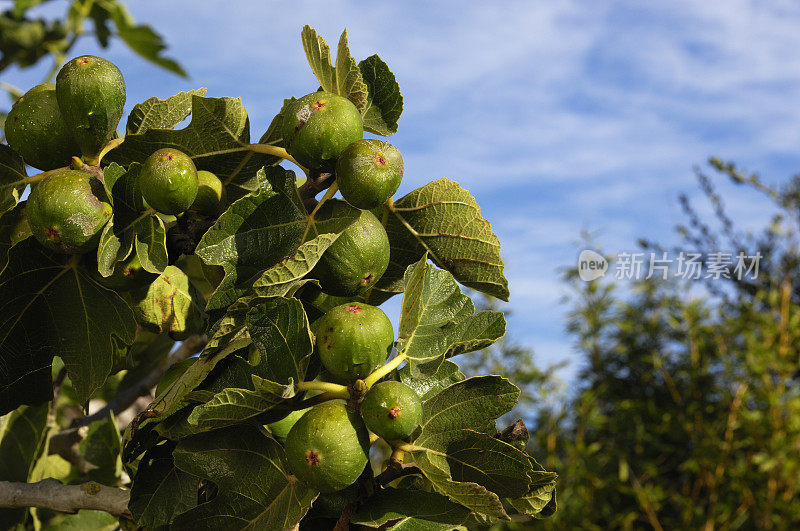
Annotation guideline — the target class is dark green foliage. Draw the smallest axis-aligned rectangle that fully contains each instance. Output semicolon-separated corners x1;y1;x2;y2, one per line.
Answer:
524;161;800;529
0;23;540;531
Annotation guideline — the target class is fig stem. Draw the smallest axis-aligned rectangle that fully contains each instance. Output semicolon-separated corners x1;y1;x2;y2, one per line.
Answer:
369;433;380;444
390;448;405;465
364;352;408;388
96;137;125;165
389;441;417;453
296;380;350;398
247;143;306;172
308;181;338;218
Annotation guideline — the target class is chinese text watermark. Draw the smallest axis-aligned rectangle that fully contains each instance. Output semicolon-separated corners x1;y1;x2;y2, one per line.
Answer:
578;250;762;282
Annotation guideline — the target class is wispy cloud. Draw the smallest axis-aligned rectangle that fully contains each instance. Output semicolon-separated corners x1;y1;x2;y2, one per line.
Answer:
7;0;799;377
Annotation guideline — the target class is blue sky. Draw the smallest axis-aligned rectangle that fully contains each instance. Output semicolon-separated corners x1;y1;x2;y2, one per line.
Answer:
7;0;800;381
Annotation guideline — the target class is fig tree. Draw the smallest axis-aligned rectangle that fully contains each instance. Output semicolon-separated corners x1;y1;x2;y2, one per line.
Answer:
281;91;363;170
285;401;370;492
139;148;199;215
26;169;112;253
189;170;227;216
361;381;423;441
5;84;80;170
336;139;403;209
55;55;125;161
315;302;393;381
312;202;390;296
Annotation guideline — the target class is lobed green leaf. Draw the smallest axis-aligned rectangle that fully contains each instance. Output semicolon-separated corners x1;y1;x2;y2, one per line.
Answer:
129;441;200;527
397;256;506;376
359;54;404;136
172;425;318;530
126;89;207;135
351;488;471;530
108;95;274;186
0;240;136;414
374;179;509;302
0;144;27;216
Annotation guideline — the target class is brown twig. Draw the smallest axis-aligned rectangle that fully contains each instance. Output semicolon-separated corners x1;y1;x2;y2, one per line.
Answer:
374;463;423;489
72;334;207;428
297;171;334;211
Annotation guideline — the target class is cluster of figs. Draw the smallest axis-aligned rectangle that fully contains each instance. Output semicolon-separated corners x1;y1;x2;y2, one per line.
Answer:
274;302;423;493
7;55;426;493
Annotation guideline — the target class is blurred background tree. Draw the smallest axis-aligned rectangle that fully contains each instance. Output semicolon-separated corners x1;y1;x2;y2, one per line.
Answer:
468;160;800;529
0;0;184;138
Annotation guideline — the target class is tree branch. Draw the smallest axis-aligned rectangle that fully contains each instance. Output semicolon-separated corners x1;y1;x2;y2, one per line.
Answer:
297;171;334;211
0;479;130;518
73;334;207;428
374;462;423;489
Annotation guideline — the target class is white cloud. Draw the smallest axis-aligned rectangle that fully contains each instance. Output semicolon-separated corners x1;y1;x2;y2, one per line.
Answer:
9;0;799;381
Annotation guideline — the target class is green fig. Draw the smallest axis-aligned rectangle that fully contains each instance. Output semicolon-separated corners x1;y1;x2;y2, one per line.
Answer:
336;139;403;209
315;302;394;381
5;83;80;170
285;401;370;492
55;55;125;162
312;201;390;296
267;408;309;440
26;169;112;253
139;148;199;215
189;170;227;216
281;91;363;171
361;381;423;441
129;265;207;340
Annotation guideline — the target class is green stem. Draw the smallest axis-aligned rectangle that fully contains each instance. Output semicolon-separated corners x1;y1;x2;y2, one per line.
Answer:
369;433;380;445
364;352;408;388
296;380;350;398
389;441;418;453
309;182;338;218
96;137;124;165
247;144;306;172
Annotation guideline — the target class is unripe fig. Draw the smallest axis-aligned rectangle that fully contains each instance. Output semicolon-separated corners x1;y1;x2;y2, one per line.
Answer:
55;55;125;161
285;401;370;492
5;84;80;170
281;92;363;170
267;408;309;440
189;170;227;216
99;253;157;292
312;202;390;296
315;302;393;381
361;381;423;441
139;148;199;215
336;139;403;209
26;169;112;253
129;265;207;340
